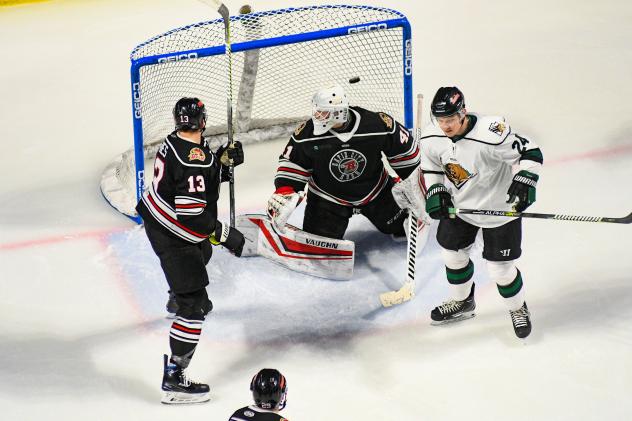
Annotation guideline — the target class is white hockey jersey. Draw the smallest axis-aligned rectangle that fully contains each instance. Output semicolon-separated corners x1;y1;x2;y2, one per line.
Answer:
418;113;543;228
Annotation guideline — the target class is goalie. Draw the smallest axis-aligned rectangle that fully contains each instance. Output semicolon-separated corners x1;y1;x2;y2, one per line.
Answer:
266;85;425;240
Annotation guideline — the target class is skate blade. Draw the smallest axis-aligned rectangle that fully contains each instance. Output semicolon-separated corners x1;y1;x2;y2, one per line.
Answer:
430;312;476;326
161;391;210;404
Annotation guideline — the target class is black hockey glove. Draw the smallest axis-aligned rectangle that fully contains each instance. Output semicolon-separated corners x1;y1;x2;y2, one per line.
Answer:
425;183;454;219
209;221;245;257
506;170;539;212
218;141;244;167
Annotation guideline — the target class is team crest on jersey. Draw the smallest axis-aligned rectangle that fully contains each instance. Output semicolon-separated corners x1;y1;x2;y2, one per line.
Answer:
294;120;307;136
329;149;367;182
444;162;477;189
379;112;394;129
188;147;206;161
488;121;506;136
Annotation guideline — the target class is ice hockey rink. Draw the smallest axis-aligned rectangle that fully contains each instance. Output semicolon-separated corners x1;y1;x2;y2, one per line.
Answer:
1;0;631;419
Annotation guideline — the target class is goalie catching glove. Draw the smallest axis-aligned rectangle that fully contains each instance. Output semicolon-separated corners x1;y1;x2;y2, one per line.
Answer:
266;186;304;228
209;221;245;257
506;170;538;212
391;170;432;223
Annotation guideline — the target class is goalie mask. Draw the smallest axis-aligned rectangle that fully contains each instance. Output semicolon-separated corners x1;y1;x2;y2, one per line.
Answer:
250;368;288;411
311;85;349;135
173;97;207;131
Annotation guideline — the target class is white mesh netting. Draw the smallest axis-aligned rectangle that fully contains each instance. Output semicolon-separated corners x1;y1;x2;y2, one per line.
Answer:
102;5;410;218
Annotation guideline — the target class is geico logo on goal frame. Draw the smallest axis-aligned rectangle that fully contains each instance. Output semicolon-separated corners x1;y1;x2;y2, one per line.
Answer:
347;23;388;34
132;82;142;119
404;39;412;76
157;52;198;63
137;169;145;197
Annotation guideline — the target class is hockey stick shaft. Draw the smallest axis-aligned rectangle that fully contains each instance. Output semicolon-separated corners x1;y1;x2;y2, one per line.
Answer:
451;208;632;224
379;94;424;307
199;0;236;226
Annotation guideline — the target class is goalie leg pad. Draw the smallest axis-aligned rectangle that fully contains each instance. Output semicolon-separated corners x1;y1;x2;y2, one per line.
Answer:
236;214;355;280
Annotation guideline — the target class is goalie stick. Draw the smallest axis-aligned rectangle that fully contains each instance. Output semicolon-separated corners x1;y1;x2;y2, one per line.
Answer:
379;93;425;307
198;0;237;226
380;213;419;307
450;208;632;224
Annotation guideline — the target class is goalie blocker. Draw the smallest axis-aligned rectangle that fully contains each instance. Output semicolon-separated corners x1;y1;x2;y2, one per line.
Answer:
236;214;355;280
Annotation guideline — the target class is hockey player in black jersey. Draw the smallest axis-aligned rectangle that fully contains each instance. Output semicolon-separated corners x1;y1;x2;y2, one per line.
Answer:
136;97;245;404
229;369;289;421
267;85;420;240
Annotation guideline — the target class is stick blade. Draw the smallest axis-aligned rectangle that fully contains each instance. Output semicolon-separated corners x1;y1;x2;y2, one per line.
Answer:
379;283;414;307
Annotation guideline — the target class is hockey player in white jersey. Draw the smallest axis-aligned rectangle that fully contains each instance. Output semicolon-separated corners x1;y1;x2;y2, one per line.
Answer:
392;87;543;338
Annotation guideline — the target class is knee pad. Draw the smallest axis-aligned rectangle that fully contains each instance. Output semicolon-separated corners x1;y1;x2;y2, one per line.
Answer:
486;260;518;285
441;246;472;270
175;288;213;319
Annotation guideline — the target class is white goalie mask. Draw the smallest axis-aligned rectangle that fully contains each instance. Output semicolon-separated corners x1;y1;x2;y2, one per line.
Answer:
311;85;349;135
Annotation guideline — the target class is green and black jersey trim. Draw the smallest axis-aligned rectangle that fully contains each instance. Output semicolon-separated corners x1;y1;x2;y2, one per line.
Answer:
519;148;544;164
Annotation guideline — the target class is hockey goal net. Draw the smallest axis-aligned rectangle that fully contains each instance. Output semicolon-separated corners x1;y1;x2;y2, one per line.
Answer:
101;4;413;221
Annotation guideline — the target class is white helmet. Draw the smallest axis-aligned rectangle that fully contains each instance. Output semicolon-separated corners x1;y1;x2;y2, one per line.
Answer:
311;85;349;135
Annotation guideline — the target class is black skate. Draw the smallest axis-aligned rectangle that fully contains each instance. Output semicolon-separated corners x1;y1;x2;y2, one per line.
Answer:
510;302;532;339
161;355;210;404
166;290;178;318
431;284;476;325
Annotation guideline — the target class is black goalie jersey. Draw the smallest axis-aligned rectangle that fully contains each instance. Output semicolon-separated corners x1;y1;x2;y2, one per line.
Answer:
229;406;288;421
275;106;419;207
136;132;222;243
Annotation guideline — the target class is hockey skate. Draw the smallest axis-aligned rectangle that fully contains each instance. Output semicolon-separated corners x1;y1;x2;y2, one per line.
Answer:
161;355;210;404
430;284;476;325
509;302;532;339
166;291;178;318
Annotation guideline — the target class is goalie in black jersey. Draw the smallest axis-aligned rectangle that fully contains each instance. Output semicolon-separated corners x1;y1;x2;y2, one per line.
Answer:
136;97;245;404
267;85;421;240
229;369;289;421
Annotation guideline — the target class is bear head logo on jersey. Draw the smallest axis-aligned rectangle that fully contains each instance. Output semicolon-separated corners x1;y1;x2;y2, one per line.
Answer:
444;162;477;189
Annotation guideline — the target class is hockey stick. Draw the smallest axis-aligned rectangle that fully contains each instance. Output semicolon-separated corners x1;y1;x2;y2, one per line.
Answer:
198;0;237;226
379;93;425;307
380;213;419;307
450;208;632;224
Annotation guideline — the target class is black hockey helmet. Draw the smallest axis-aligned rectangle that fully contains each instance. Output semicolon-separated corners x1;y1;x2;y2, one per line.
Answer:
431;87;465;117
250;368;287;410
173;97;207;131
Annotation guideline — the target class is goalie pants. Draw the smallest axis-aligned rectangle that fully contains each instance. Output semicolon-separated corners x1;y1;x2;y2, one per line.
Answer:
303;182;407;239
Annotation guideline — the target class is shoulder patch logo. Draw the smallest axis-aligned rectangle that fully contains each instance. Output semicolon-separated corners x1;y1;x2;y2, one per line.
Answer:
444;162;477;189
488;121;506;136
379;112;394;129
294;121;307;136
244;410;255;417
188;147;206;162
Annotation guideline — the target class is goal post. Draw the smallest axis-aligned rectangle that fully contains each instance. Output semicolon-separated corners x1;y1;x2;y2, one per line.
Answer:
102;5;413;222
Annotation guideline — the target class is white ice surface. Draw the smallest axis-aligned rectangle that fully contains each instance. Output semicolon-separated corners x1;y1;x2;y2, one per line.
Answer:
1;0;631;420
